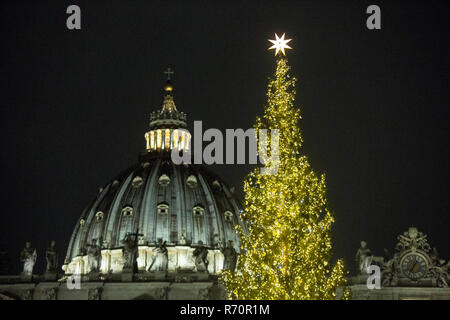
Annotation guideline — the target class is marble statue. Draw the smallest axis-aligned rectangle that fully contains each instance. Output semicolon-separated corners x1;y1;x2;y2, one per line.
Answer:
149;238;168;272
193;241;209;272
355;241;373;275
86;239;101;273
220;240;237;271
121;230;142;273
45;240;58;272
20;242;37;276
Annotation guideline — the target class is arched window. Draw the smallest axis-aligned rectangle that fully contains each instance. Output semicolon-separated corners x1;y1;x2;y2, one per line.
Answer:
132;176;143;188
157;203;169;215
122;206;133;217
212;180;222;191
158;174;170;187
224;211;234;222
95;211;104;222
193;205;204;217
186;175;198;188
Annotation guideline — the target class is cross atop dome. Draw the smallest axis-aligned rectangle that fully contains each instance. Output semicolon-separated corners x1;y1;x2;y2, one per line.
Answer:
164;67;174;81
144;68;189;154
163;67;175;93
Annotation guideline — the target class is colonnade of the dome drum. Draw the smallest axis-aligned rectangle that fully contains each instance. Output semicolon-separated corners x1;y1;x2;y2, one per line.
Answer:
144;128;191;152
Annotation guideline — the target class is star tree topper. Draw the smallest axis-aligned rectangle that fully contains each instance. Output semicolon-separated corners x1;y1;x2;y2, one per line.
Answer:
268;33;292;56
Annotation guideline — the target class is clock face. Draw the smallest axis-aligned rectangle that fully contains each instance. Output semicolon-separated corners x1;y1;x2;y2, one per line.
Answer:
400;252;428;280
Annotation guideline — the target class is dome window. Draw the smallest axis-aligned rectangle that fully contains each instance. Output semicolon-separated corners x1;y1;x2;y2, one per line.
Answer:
212;180;222;191
132;176;143;188
158;174;170;187
186;175;198;188
157;203;169;215
122;206;133;217
224;211;234;222
193;205;204;217
95;211;104;221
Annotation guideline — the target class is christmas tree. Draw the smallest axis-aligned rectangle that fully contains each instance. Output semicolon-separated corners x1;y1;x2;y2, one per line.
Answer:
220;39;350;299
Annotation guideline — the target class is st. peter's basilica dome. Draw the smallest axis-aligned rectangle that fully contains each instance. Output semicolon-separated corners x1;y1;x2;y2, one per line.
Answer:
63;79;245;275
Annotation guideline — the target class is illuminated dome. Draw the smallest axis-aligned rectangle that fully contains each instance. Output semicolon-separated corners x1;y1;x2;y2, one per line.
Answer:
63;79;244;275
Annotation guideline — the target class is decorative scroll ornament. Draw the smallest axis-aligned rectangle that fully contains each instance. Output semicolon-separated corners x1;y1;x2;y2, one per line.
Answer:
395;227;431;252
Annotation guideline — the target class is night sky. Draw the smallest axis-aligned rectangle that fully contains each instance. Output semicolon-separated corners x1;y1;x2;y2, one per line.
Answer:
0;0;448;274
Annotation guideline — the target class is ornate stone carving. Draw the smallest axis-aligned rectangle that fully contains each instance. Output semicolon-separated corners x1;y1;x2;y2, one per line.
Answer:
380;227;448;288
395;227;431;252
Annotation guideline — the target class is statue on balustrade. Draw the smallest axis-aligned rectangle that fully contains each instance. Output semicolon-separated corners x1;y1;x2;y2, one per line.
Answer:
45;240;58;272
86;238;101;273
220;240;237;271
193;241;209;272
121;229;142;273
149;238;168;272
355;240;385;275
20;242;37;276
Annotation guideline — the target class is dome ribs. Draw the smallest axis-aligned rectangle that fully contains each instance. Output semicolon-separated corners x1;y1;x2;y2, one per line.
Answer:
64;157;245;274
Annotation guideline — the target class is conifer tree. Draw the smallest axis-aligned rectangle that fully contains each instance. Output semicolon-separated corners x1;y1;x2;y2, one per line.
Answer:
221;58;351;300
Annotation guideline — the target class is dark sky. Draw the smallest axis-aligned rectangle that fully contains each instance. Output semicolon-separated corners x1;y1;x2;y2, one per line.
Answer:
0;0;448;274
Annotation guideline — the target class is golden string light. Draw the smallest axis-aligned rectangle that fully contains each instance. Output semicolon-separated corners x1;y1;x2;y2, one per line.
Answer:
220;57;351;300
